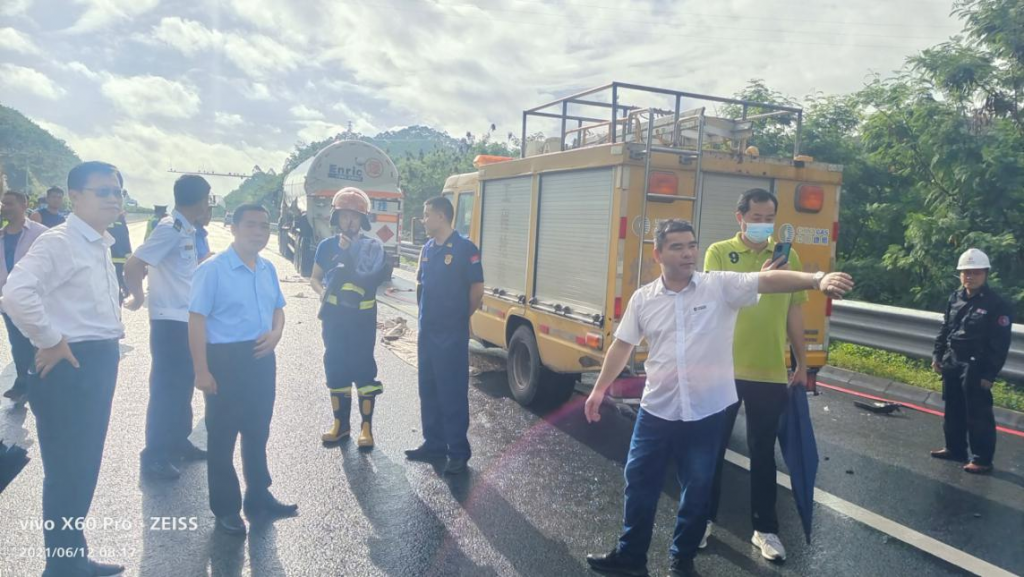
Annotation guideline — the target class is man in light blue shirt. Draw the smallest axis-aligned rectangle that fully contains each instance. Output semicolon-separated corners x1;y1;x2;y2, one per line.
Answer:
188;203;294;537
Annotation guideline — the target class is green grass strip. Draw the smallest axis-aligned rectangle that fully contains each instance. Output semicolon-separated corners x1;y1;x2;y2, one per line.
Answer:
828;341;1024;413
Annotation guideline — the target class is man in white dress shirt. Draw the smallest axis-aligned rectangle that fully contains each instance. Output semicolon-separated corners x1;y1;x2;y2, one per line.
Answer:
3;161;127;577
583;219;853;577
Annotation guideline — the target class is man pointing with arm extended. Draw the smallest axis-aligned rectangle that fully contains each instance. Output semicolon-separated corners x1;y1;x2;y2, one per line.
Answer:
584;219;853;577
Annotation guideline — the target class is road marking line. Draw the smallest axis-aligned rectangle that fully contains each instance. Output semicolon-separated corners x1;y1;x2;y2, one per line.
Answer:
724;450;1017;577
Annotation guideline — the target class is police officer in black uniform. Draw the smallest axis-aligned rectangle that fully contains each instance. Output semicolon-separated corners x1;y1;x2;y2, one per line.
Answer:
931;248;1014;474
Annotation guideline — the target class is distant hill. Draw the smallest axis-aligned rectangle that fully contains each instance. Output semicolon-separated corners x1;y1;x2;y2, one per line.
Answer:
0;104;81;197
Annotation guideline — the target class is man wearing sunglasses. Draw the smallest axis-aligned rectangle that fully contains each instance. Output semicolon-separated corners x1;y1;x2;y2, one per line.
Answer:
3;161;127;577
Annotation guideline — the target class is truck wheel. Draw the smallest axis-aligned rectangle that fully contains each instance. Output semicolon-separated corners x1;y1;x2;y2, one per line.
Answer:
295;235;314;277
508;326;543;406
507;327;577;407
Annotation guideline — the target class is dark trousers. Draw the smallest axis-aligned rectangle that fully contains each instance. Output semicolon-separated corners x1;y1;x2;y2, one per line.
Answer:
205;342;276;518
142;320;196;464
709;380;789;534
29;340;120;577
942;363;996;466
617;408;728;564
417;329;471;460
3;312;35;393
322;308;378;389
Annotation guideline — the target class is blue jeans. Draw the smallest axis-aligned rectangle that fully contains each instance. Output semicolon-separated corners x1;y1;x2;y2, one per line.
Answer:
142;320;197;464
617;408;728;564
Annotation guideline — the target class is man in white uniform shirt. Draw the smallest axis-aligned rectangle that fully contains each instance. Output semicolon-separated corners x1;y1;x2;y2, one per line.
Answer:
124;174;211;480
584;219;853;577
3;161;128;577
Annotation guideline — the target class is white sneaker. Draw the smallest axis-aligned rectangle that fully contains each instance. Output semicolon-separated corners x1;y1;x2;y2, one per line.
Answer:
752;531;786;561
698;521;712;549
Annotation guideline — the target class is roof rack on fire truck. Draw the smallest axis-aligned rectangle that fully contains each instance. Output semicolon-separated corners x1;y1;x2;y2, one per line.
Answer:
520;81;805;159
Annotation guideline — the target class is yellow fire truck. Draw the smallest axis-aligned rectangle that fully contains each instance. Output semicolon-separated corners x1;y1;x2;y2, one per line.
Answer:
444;82;842;407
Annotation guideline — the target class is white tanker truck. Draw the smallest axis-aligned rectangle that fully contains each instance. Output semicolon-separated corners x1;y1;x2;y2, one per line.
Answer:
278;140;403;276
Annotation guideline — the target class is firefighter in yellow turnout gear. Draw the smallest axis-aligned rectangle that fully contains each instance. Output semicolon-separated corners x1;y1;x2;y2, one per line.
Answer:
311;188;392;449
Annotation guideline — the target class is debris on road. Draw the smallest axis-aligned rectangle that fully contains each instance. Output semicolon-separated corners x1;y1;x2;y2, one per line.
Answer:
854;401;904;415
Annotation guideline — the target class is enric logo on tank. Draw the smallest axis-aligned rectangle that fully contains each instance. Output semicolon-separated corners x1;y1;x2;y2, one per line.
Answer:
328;156;385;183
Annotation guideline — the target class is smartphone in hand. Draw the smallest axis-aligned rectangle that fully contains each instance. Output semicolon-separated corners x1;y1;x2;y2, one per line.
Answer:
772;242;791;266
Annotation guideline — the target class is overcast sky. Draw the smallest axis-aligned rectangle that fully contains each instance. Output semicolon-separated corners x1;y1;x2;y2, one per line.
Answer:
1;0;965;205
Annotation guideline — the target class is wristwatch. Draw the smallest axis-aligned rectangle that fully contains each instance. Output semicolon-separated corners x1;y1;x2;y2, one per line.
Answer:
812;271;827;291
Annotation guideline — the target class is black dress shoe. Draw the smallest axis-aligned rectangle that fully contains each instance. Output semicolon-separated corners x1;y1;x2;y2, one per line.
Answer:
177;443;207;462
444;457;468;475
930;448;968;462
88;559;125;576
141;460;181;480
405;445;447;462
215;515;247;536
2;385;27;404
670;557;696;577
585;549;648;576
245;495;298;519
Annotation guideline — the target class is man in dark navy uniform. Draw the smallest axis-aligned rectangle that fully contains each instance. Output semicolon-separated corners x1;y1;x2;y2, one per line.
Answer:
931;248;1014;475
30;186;67;228
405;196;484;475
107;210;132;304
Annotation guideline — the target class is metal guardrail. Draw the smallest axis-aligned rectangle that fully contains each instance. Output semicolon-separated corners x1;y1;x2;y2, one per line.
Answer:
397;239;1024;381
399;241;420;261
831;300;1024;381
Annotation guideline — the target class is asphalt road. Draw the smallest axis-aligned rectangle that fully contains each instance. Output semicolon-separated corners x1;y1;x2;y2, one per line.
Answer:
0;222;1022;576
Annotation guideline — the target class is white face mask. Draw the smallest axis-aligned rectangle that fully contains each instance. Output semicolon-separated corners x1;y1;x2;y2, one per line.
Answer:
744;222;774;244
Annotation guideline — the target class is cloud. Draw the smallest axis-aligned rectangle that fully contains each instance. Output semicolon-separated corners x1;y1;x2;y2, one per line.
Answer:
295;121;347;143
37;119;288;206
0;64;65;100
0;0;33;17
61;61;102;81
289;105;324;120
67;0;161;33
100;75;200;119
254;0;963;137
0;27;40;55
214;112;245;128
236;80;274;101
147;17;302;80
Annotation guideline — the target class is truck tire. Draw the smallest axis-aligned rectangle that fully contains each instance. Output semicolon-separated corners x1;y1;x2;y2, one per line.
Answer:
507;326;578;407
508;326;543;406
295;235;314;277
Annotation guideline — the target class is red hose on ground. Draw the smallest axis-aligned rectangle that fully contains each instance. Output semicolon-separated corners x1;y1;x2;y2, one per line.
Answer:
815;379;1024;439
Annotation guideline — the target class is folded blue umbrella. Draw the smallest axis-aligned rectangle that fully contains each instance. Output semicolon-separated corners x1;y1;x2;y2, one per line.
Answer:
0;440;30;494
777;386;818;544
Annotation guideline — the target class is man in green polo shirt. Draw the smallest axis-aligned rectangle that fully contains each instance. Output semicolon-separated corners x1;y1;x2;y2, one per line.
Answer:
703;187;808;562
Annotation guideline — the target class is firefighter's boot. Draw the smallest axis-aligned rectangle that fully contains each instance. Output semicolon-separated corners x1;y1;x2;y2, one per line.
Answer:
322;387;352;444
356;381;383;450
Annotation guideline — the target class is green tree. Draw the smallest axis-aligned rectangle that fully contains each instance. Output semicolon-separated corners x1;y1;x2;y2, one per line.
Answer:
0;104;81;199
